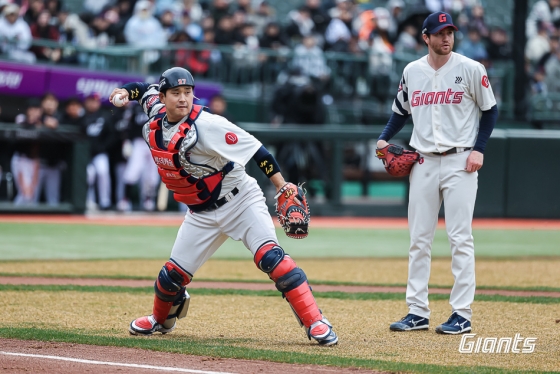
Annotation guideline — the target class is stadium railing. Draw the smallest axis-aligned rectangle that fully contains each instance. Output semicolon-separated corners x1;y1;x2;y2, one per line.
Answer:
24;39;515;119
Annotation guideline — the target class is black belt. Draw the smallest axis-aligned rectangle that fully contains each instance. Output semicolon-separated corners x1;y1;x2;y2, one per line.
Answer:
204;187;239;211
431;147;472;156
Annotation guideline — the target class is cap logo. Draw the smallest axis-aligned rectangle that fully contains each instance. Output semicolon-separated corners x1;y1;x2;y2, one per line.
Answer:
178;78;187;84
159;79;165;89
439;14;447;22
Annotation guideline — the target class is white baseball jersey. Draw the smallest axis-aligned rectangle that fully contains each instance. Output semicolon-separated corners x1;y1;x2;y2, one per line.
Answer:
140;85;263;197
392;52;496;153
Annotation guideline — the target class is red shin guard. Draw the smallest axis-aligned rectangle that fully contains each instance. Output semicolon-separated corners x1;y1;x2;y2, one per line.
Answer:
152;260;191;324
255;243;322;328
284;282;322;328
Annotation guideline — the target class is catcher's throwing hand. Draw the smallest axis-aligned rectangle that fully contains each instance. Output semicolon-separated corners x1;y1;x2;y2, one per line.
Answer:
109;88;130;106
465;150;483;172
275;182;310;239
376;144;420;177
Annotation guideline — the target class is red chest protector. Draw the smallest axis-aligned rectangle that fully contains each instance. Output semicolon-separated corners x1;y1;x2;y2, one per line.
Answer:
147;105;234;212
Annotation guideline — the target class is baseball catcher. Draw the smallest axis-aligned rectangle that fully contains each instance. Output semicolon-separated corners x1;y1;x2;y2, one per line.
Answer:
109;67;338;346
376;144;420;177
275;182;310;239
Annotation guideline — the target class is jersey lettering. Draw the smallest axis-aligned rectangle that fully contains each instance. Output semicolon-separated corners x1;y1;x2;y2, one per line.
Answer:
411;89;464;107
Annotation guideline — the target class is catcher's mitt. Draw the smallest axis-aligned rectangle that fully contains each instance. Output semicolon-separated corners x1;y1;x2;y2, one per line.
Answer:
376;144;421;177
274;182;310;239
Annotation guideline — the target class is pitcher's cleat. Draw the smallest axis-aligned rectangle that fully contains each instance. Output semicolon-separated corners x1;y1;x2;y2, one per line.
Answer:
389;313;429;331
307;317;338;346
435;312;471;335
129;315;176;336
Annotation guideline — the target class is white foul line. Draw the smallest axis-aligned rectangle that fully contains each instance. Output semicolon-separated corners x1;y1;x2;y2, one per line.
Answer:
0;351;236;374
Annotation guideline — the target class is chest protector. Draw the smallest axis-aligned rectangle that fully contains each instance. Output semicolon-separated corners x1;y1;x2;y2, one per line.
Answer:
147;105;234;212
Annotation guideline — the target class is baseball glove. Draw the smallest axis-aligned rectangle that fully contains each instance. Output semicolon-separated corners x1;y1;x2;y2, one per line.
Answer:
274;182;310;239
376;144;420;177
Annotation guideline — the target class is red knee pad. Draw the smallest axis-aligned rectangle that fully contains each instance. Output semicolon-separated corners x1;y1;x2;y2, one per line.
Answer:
254;242;297;282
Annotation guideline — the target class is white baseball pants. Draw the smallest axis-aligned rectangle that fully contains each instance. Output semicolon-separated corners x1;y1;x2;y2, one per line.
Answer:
169;177;278;276
406;150;477;321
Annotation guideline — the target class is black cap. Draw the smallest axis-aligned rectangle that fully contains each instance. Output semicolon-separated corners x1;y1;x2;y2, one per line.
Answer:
422;12;458;35
27;98;42;108
158;67;195;93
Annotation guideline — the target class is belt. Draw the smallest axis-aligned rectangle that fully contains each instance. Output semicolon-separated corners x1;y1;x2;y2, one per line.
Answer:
204;187;239;211
431;147;472;156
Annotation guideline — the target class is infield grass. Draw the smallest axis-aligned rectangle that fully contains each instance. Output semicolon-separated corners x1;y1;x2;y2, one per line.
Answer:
1;222;560;260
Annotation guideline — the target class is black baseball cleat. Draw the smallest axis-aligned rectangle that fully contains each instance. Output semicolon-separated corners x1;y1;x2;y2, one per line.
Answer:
435;312;471;334
129;315;176;336
389;313;429;331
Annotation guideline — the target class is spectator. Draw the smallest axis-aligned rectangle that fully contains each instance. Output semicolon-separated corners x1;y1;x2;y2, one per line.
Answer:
367;8;394;101
30;9;62;62
486;27;512;61
160;9;179;39
214;14;236;45
456;27;489;62
270;68;328;195
40;92;61;129
0;4;35;63
259;21;290;82
324;9;353;51
247;1;276;36
118;101;160;212
180;10;203;42
394;24;420;54
179;0;204;24
328;0;354;19
11;99;42;206
526;20;551;66
124;0;167;65
84;0;112;16
544;45;560;92
468;5;489;39
209;94;235;122
209;0;231;25
23;0;44;25
37;93;65;206
291;34;331;85
81;93;114;211
386;0;405;43
526;0;560;38
60;97;84;126
304;0;331;36
285;6;315;45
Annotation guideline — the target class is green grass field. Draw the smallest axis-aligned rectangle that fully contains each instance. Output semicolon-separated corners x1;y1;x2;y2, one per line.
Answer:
1;222;559;260
1;221;559;373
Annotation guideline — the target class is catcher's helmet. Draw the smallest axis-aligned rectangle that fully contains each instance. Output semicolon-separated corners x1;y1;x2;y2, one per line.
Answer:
158;67;195;93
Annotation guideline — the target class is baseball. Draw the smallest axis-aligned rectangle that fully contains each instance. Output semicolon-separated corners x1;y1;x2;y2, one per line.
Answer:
112;94;125;107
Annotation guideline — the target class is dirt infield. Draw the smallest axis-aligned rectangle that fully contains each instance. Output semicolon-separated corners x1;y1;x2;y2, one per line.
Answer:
0;339;384;374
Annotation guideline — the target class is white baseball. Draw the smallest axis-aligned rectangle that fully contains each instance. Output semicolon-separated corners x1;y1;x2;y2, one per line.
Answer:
112;94;125;107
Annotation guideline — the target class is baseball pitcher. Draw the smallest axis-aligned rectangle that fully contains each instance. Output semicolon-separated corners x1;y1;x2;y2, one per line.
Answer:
377;12;498;334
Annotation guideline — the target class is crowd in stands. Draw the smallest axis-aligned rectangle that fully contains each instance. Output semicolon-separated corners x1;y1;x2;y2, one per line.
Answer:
526;0;560;95
1;0;558;209
0;0;518;98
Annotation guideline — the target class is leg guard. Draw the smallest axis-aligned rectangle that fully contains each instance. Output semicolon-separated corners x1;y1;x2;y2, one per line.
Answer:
153;259;192;325
254;242;322;328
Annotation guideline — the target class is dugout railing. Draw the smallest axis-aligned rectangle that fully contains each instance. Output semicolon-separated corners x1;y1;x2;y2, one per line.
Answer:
1;121;559;218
